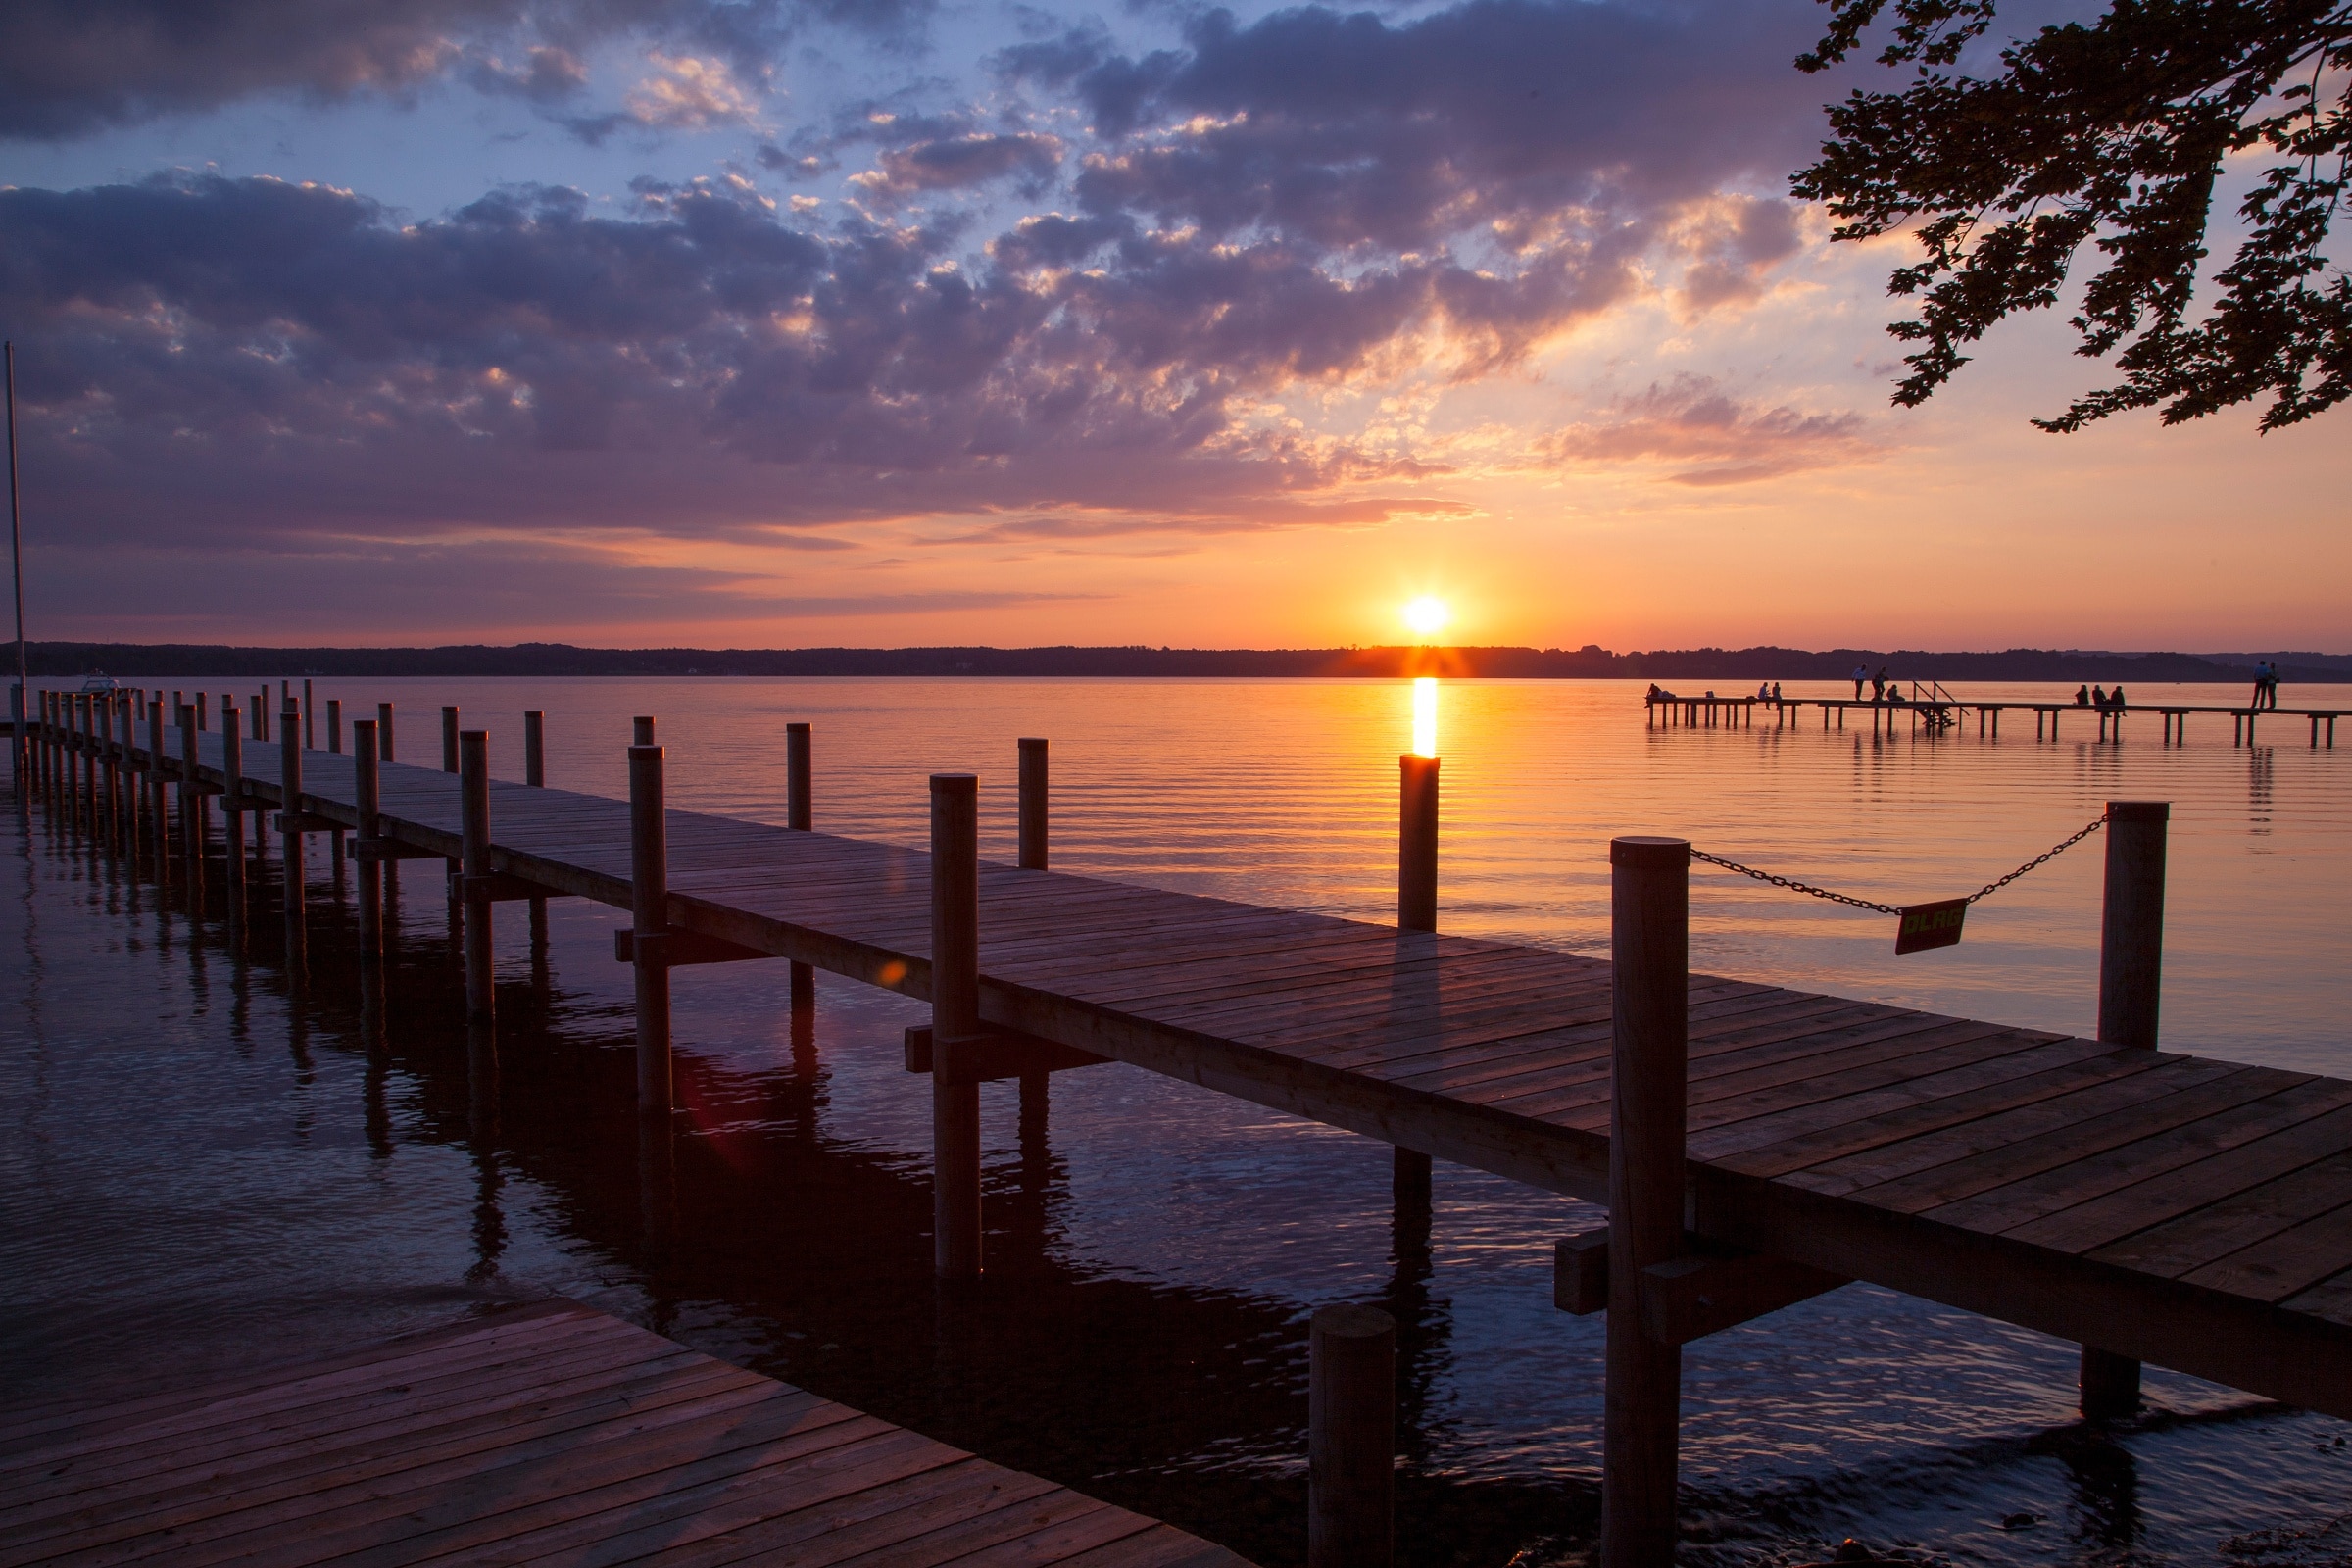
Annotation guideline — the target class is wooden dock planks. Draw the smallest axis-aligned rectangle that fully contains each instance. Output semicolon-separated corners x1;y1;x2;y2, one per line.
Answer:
0;1301;1250;1568
152;731;2352;1417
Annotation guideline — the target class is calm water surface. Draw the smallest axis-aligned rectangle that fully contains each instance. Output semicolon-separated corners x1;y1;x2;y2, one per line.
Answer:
5;677;2349;1565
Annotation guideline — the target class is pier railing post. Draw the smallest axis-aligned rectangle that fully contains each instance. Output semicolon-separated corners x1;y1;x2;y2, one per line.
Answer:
460;730;494;1022
931;771;982;1282
327;699;342;754
787;721;814;1007
377;702;395;761
1604;834;1690;1568
1308;1302;1396;1568
524;710;545;787
441;706;460;773
630;728;672;1118
2082;799;2169;1418
1017;737;1048;870
354;719;382;956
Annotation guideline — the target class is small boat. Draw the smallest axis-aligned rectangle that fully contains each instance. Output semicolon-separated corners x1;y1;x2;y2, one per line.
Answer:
77;673;122;695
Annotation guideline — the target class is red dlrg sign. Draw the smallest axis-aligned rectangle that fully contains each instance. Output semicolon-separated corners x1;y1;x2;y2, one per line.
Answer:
1895;898;1968;955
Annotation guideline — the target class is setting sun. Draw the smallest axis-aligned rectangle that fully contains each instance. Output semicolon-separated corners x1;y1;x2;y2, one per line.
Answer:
1402;597;1449;639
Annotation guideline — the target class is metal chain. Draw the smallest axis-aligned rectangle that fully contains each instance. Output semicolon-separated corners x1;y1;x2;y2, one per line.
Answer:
1690;812;2108;915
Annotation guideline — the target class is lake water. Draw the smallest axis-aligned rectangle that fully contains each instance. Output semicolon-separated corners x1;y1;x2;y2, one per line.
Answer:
4;676;2349;1566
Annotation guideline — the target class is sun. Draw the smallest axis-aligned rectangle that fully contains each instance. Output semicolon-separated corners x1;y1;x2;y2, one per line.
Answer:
1401;597;1449;639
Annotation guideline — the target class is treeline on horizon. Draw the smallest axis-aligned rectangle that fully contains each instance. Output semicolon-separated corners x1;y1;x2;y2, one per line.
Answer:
18;641;2348;683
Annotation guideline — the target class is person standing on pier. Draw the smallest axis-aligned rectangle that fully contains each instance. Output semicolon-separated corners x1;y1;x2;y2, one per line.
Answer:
1852;665;1868;699
1871;668;1886;702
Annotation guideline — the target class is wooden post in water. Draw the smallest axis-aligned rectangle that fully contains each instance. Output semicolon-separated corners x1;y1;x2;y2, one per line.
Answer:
303;680;314;751
1395;751;1441;1205
460;730;494;1023
1308;1303;1396;1568
629;723;672;1119
1016;736;1050;1123
786;721;814;1007
441;706;459;773
1017;737;1048;870
280;698;307;972
221;708;247;916
1603;834;1690;1568
147;696;169;879
177;703;204;911
327;699;342;754
523;710;545;787
96;693;118;853
353;719;382;956
72;693;89;837
931;771;982;1282
2080;799;2168;1418
377;702;395;761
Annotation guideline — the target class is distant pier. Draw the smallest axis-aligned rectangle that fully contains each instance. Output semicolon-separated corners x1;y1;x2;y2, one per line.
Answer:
1648;692;2342;746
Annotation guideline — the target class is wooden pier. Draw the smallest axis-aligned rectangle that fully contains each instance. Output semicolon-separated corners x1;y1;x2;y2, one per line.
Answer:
1649;691;2345;745
0;1300;1248;1568
17;690;2352;1566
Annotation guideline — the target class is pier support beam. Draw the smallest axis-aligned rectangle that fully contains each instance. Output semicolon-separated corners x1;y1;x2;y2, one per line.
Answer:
1017;737;1049;1128
931;771;982;1282
1394;751;1441;1203
353;720;382;957
787;720;814;1005
177;704;205;914
2080;800;2169;1419
1603;834;1690;1568
280;699;309;974
522;710;548;945
1309;1303;1396;1568
460;730;495;1023
629;723;672;1119
222;709;247;922
441;706;460;773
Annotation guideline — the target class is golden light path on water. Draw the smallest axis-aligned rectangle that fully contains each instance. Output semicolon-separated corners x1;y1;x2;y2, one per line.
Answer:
1411;676;1438;759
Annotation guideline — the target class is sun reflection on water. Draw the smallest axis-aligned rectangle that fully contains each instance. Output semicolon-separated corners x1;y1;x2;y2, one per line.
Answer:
1411;675;1438;757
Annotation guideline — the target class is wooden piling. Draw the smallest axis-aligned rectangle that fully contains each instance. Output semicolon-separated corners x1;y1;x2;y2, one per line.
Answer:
460;730;494;1022
1603;835;1690;1568
146;696;169;876
634;715;655;747
221;708;247;912
1308;1302;1396;1568
327;699;342;754
303;680;314;751
177;704;204;910
353;719;382;956
281;698;308;972
1398;753;1439;932
787;721;814;1004
1018;737;1048;870
2078;800;2168;1419
524;710;546;787
786;722;812;830
377;702;395;760
442;706;460;773
931;771;983;1282
629;732;672;1118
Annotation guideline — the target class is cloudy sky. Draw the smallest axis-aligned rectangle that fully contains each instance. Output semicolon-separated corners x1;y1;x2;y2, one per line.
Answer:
2;0;2343;651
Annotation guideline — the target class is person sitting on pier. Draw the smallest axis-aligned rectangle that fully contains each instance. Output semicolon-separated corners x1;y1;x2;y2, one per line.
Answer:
2091;685;2108;710
1756;682;1771;701
1646;683;1665;704
1772;681;1783;702
1886;683;1907;706
2075;685;2090;706
2111;686;2129;710
1871;669;1886;702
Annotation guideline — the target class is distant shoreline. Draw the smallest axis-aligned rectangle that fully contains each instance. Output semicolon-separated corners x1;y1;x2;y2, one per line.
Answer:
13;641;2348;684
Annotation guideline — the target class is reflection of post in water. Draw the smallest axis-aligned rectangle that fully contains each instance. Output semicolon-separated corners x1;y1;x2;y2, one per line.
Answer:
782;978;822;1142
1383;933;1446;1468
638;1110;679;1263
279;699;308;986
359;954;392;1160
528;894;551;1004
466;1016;505;1284
2034;1425;2142;1552
2248;743;2274;837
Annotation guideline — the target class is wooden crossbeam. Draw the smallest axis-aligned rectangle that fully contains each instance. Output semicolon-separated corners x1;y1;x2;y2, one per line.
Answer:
904;1023;1108;1086
1553;1226;1848;1344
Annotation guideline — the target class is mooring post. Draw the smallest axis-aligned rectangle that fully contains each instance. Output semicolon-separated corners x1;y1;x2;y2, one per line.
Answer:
1017;737;1048;870
303;680;314;751
1015;736;1051;1123
786;721;814;1007
931;771;983;1282
1308;1302;1396;1568
629;724;672;1119
146;696;169;877
177;703;204;911
460;730;494;1023
1604;834;1690;1568
96;694;118;853
221;708;247;915
441;706;459;773
280;698;307;972
73;693;89;837
523;710;545;787
354;719;382;956
1395;750;1441;1202
377;702;395;761
327;699;342;754
2079;800;2169;1418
